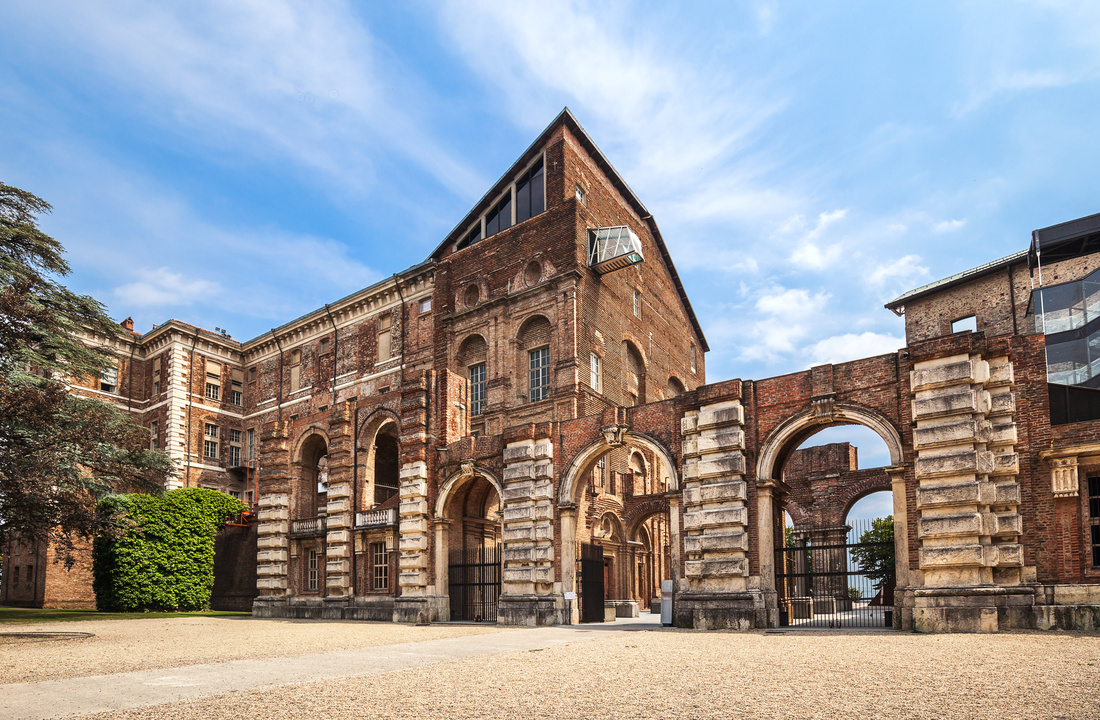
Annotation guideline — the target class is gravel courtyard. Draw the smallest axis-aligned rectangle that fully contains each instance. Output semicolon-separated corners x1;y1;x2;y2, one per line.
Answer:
4;616;1099;720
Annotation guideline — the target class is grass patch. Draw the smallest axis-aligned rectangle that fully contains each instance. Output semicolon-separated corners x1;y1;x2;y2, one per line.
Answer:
0;607;250;624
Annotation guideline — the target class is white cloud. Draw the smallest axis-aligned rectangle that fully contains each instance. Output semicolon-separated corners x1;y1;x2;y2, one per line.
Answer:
114;268;220;307
933;218;967;233
806;332;903;366
786;209;848;271
868;254;929;288
7;1;482;198
737;287;832;362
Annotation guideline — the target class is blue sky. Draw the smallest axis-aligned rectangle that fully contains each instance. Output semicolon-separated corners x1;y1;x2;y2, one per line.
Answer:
3;1;1099;397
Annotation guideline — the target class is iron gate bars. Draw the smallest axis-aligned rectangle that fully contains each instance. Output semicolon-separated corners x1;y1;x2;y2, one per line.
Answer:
448;545;501;622
775;518;895;629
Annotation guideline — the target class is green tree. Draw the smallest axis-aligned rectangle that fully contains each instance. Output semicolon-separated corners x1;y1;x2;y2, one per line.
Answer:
849;515;895;590
0;182;175;560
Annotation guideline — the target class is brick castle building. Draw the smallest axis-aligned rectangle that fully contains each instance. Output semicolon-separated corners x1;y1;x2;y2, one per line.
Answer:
3;109;1099;632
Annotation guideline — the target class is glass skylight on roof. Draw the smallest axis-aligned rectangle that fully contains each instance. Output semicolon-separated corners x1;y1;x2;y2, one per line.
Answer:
588;226;644;274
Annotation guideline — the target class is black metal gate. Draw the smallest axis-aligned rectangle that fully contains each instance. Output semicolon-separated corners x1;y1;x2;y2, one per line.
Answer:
448;545;501;622
775;519;895;628
578;542;605;623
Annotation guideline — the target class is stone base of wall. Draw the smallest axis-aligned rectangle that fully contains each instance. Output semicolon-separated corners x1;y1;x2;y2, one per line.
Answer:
251;596;289;617
912;586;1037;632
345;596;396;621
497;593;567;626
606;600;639;618
674;592;759;630
393;594;447;624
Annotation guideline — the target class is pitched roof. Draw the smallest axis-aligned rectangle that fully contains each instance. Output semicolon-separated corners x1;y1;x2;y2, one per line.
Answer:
884;250;1028;312
429;108;709;351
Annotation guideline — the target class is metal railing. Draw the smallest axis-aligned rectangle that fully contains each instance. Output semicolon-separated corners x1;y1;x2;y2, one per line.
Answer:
354;507;397;529
289;516;327;537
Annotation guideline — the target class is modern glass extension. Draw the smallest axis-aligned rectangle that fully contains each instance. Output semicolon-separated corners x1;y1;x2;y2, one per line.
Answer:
588;226;644;275
1034;267;1100;423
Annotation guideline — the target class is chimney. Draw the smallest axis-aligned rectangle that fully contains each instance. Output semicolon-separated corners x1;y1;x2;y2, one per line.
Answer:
120;317;134;332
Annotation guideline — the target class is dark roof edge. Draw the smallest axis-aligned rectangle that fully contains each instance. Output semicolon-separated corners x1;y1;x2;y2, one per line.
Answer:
885;250;1028;311
428;107;709;351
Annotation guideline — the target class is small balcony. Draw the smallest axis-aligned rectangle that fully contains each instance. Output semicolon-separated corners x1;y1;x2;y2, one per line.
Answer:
289;516;327;537
354;507;397;530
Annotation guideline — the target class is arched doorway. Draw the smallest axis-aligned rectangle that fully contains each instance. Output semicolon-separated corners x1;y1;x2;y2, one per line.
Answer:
291;433;329;597
758;405;905;629
558;430;679;624
436;467;502;622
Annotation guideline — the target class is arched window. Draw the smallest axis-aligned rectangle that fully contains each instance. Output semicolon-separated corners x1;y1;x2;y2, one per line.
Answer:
623;341;646;406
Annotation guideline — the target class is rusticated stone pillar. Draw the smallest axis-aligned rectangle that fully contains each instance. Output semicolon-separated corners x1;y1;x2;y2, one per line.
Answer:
253;422;291;617
499;437;562;625
676;400;756;629
323;404;354;614
910;353;1031;632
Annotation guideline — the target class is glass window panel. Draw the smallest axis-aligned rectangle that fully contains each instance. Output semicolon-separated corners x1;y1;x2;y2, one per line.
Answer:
469;363;486;416
529;347;550;402
1046;338;1089;385
1085;274;1100;324
1039;282;1085;333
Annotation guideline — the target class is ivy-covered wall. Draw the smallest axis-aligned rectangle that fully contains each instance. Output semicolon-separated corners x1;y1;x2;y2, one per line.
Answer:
93;488;245;611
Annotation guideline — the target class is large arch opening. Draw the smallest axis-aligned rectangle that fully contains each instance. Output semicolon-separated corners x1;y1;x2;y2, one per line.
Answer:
759;405;904;629
351;415;401;601
558;432;679;624
290;432;329;597
435;468;502;622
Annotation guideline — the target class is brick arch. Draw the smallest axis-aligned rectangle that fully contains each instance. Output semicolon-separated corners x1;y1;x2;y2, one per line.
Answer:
558;430;680;504
435;465;503;518
624;496;670;539
756;403;904;484
839;476;894;523
292;426;330;464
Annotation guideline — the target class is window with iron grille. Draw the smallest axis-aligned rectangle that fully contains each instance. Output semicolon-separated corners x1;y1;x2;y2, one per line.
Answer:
529;347;550;402
307;550;319;591
1089;476;1100;568
371;542;389;590
469;363;486;416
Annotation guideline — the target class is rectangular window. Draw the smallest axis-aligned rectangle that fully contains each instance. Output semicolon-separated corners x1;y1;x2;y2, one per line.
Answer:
484;192;513;238
590;353;600;392
247;428;255;460
515;157;545;224
633;289;641;318
149;421;158;450
690;344;697;373
100;364;118;393
205;423;218;438
371;542;389;590
230;429;241;444
290;365;301;393
378;314;392;362
469;363;486;417
457;224;482;250
576;185;586;205
529;347;550;402
418;297;432;314
153;357;161;396
205;382;220;400
229;490;241;500
952;316;977;333
1089;476;1100;568
229;445;241;467
307;550;319;592
231;390;242;405
248;367;257;383
204;440;218;459
319;337;330;354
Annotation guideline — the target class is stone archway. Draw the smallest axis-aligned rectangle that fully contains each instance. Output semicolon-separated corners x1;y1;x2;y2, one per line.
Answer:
755;403;908;627
435;463;503;621
557;426;681;624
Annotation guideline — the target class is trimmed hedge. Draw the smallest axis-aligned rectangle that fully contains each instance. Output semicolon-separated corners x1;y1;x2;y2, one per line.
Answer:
93;488;245;612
